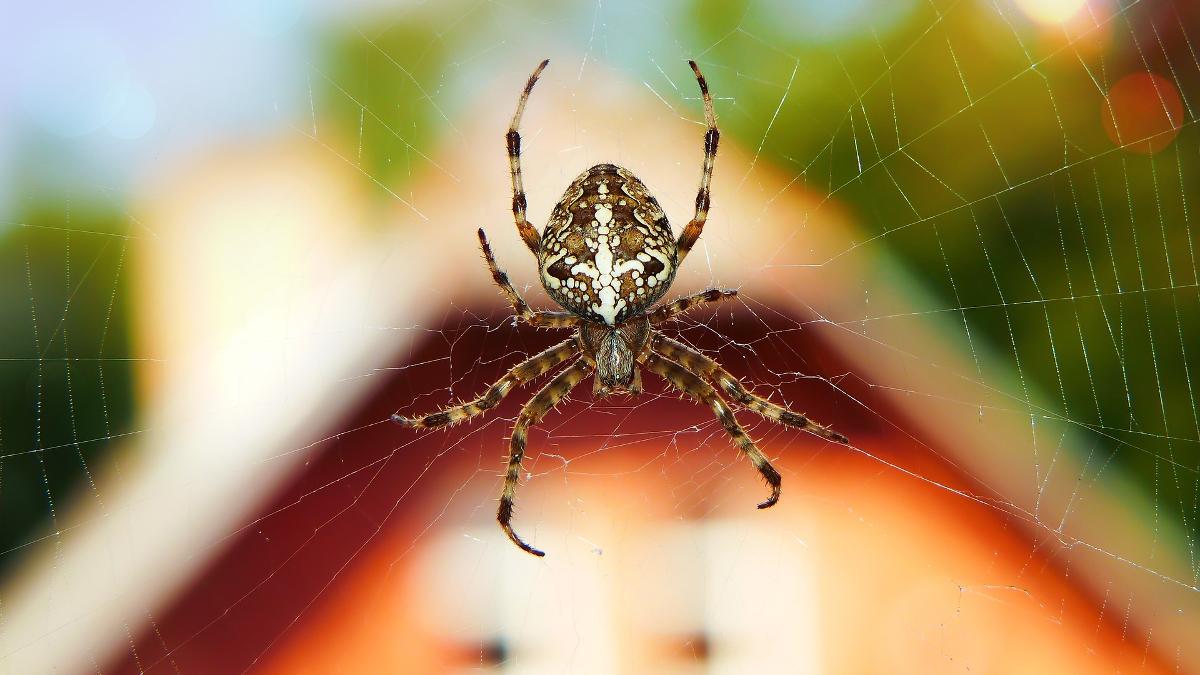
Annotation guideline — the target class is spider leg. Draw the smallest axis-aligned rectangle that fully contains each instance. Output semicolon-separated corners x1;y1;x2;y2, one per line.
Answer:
675;60;719;265
643;352;782;509
478;228;579;328
507;59;550;255
500;358;592;556
391;339;578;428
651;336;849;444
649;287;737;325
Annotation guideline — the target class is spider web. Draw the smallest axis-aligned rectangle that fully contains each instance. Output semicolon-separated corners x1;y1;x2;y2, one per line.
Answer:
2;0;1199;672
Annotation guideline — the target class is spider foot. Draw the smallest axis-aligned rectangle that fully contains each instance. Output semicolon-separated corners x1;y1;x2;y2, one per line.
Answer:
756;489;781;510
390;413;415;427
501;521;546;557
499;498;546;557
755;466;782;510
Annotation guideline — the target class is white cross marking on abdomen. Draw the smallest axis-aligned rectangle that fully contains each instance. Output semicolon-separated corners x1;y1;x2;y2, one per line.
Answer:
570;203;645;324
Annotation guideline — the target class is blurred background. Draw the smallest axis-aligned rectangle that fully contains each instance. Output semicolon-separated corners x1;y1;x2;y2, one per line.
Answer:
1;0;1198;672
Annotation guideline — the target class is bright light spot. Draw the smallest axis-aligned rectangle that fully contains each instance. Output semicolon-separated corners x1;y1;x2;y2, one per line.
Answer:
18;28;129;138
18;26;158;142
108;82;157;140
1101;71;1184;155
1014;0;1089;24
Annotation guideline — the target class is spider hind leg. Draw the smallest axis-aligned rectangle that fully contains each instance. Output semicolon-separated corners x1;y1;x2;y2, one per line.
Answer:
391;339;578;429
651;336;848;444
644;353;782;509
499;359;593;557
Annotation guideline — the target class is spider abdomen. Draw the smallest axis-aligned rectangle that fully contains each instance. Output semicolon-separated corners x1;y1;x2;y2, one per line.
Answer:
538;163;678;325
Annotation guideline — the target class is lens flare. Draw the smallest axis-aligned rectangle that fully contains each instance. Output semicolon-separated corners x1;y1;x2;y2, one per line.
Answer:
1014;0;1089;24
1102;71;1184;155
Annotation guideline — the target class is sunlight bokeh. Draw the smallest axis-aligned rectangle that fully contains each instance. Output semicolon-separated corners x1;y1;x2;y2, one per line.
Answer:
1014;0;1091;24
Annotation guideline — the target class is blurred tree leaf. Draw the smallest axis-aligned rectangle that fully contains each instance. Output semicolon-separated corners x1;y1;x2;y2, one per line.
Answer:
0;205;135;575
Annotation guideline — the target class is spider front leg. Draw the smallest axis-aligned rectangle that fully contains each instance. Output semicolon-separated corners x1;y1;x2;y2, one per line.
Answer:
392;339;578;428
649;288;737;324
676;60;719;265
652;336;849;444
643;353;782;509
507;59;550;254
500;359;592;557
478;228;579;329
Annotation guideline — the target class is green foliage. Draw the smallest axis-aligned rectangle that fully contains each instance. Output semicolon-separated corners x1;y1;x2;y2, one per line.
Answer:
687;1;1200;534
319;16;451;203
0;207;135;573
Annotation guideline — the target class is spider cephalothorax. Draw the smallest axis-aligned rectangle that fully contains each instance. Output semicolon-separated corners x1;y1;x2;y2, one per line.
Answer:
579;315;650;396
394;59;848;557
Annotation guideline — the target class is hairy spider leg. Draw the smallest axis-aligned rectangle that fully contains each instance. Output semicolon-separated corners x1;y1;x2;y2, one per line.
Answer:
652;336;849;444
675;60;719;264
478;228;579;328
391;339;578;429
649;287;738;324
500;359;593;557
507;59;550;255
643;353;782;509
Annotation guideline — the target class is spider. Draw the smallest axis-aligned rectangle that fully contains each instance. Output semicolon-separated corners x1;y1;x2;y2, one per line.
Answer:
393;59;848;557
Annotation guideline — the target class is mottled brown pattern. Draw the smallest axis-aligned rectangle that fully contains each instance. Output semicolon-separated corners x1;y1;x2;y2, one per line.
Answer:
537;164;678;325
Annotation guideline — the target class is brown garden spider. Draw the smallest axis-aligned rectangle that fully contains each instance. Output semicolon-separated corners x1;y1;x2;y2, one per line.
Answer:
393;59;848;556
